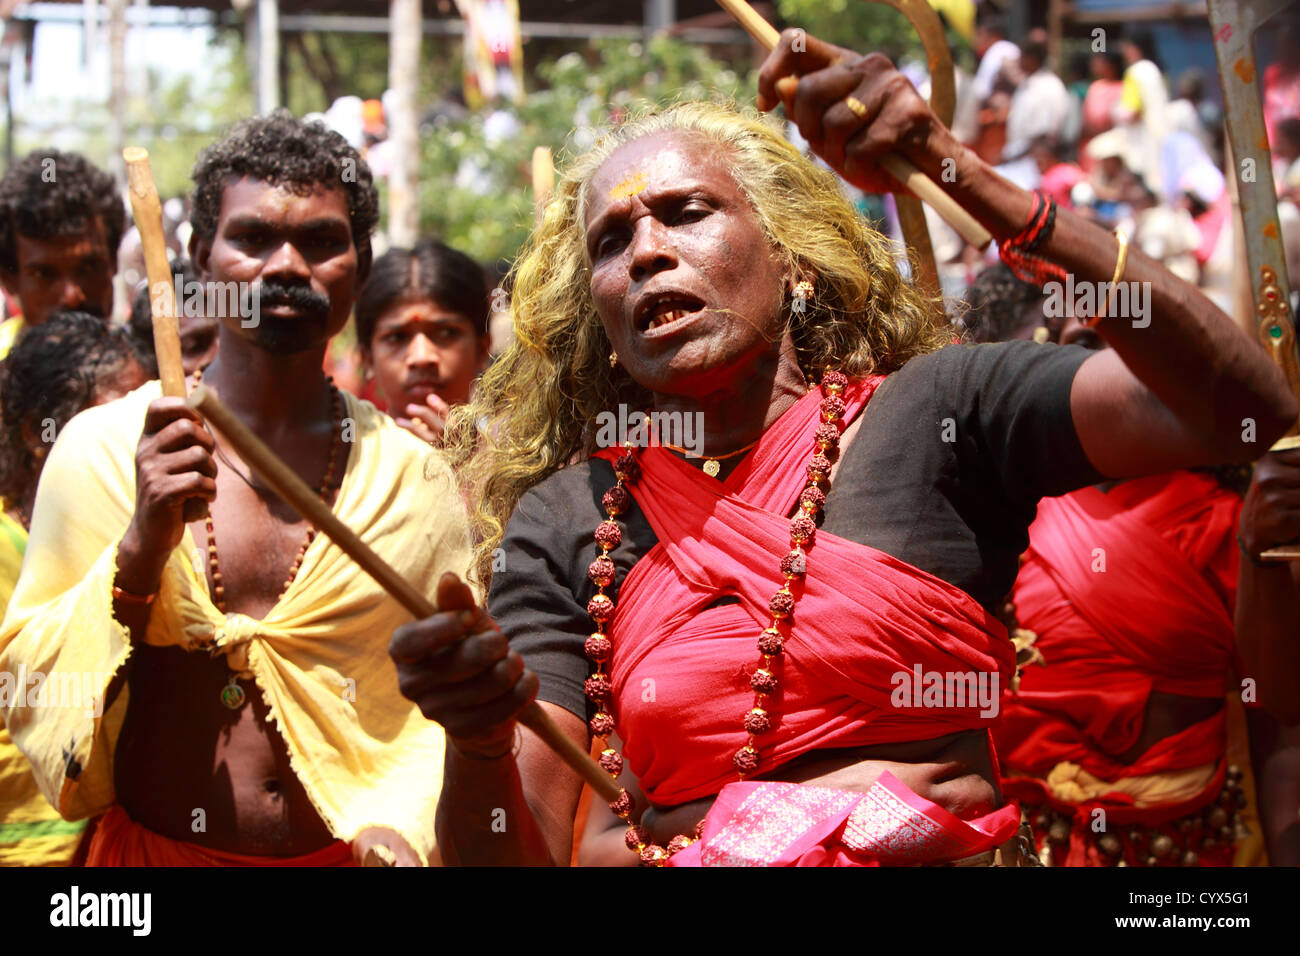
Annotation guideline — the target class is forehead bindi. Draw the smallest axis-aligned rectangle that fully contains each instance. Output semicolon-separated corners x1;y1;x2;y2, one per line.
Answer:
586;134;740;227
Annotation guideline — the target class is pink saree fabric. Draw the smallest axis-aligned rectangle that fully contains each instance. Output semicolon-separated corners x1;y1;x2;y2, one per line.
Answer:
666;772;1022;866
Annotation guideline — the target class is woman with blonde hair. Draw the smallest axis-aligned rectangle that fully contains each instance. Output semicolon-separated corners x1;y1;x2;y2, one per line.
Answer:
390;32;1296;866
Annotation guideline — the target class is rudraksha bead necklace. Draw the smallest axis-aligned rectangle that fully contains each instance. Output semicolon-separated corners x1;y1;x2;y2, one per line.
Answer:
585;370;850;865
193;368;344;709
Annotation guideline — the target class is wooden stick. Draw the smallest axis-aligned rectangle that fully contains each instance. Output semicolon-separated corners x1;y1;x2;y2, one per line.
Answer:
532;146;554;223
123;147;186;397
186;385;623;803
715;0;993;250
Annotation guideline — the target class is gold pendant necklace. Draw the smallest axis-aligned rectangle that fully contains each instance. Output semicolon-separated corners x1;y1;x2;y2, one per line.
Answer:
660;437;761;478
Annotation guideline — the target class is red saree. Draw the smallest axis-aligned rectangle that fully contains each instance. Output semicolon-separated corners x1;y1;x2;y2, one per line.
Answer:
995;472;1243;865
595;378;1020;864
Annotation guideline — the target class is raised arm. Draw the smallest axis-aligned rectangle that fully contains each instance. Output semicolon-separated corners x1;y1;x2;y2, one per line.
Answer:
756;31;1297;475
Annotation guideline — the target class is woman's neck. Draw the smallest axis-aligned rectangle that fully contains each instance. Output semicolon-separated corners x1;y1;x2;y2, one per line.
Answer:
650;336;807;457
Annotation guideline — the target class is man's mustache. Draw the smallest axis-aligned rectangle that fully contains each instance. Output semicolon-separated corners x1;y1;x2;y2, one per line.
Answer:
256;280;330;317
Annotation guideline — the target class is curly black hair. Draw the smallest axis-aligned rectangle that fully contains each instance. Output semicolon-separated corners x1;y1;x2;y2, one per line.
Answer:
0;310;139;506
0;150;125;274
960;264;1052;344
190;109;379;264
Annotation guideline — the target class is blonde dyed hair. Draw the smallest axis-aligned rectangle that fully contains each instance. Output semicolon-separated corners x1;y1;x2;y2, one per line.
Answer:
443;100;947;583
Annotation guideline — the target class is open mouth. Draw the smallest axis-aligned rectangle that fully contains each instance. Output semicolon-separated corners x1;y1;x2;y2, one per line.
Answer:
635;293;706;333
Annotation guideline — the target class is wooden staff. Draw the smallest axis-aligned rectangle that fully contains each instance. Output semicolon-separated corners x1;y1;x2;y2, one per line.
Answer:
123;147;186;397
532;146;554;223
187;385;623;803
716;0;993;250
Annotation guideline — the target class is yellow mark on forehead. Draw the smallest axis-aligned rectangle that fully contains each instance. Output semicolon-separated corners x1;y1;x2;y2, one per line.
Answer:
609;171;649;201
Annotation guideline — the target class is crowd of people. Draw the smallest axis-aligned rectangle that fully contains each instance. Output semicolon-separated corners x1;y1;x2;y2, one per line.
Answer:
902;11;1300;315
0;12;1297;869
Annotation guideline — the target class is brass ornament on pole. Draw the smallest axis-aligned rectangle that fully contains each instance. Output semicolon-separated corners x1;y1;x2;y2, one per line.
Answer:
1207;0;1300;559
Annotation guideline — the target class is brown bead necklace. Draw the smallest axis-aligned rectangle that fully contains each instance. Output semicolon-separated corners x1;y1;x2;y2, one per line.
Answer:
586;370;849;865
192;368;344;709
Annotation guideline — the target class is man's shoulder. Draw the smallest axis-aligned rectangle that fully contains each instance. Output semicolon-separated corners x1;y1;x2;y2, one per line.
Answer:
54;378;160;458
343;392;427;460
340;392;461;493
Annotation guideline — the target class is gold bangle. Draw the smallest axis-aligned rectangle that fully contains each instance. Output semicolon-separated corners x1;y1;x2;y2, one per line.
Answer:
1080;229;1130;329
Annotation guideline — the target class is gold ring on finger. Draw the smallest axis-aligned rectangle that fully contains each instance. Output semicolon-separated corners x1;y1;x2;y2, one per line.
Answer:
844;95;869;120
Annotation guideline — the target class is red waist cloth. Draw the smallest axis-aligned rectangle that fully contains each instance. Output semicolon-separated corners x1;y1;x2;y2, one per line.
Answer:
667;772;1021;866
595;378;1015;807
86;805;355;867
996;472;1241;784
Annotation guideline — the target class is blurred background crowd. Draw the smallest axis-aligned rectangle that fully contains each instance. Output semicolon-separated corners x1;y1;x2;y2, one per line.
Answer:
0;0;1295;435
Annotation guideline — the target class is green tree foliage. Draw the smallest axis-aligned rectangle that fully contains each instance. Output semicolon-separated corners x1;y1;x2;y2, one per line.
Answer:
415;35;754;266
10;30;253;201
9;27;755;270
773;0;922;61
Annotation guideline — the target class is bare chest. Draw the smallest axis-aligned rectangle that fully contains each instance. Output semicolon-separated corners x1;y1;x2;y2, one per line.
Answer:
187;466;327;620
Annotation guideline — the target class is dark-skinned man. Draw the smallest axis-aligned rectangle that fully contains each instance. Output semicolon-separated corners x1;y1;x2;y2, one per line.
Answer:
0;150;123;357
0;111;472;866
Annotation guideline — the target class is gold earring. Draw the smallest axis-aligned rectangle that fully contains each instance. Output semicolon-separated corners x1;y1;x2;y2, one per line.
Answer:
609;350;619;368
792;279;813;314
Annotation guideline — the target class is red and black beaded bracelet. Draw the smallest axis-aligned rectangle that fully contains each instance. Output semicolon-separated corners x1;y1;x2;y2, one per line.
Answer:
999;189;1066;286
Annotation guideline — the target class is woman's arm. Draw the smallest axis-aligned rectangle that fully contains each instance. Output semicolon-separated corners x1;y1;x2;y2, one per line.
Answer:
577;733;647;866
756;32;1297;476
436;705;588;866
390;572;585;865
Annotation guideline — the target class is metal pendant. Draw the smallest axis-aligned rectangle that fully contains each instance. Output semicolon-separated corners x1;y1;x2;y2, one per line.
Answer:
220;676;246;710
703;459;721;478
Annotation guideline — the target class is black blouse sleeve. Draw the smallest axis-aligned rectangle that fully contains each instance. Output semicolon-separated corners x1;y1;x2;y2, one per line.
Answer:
487;460;658;721
940;340;1105;502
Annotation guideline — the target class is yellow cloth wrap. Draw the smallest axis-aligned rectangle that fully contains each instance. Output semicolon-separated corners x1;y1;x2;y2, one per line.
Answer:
0;509;23;623
0;380;474;865
0;316;22;360
1120;72;1143;115
1044;759;1219;808
0;508;89;865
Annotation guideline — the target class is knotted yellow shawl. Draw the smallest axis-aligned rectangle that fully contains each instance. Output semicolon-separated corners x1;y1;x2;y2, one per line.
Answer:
0;508;88;865
0;380;472;864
